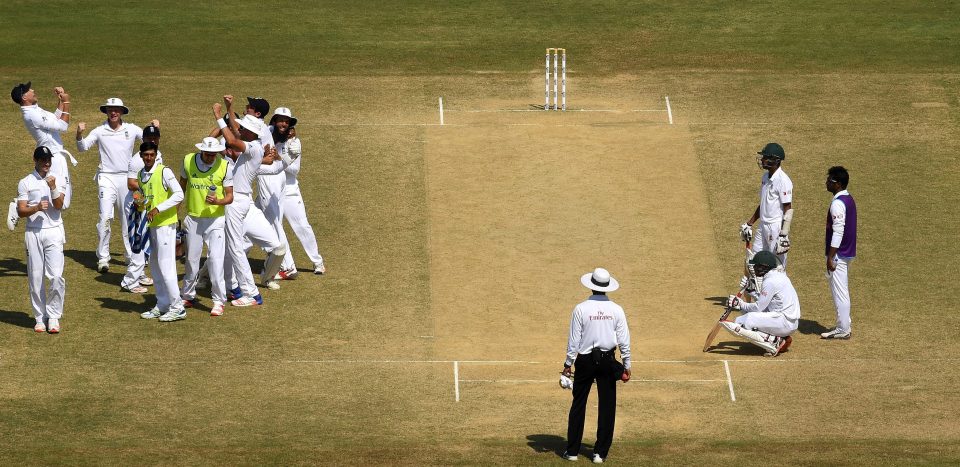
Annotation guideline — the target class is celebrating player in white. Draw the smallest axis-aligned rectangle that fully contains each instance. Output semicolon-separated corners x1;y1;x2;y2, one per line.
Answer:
134;142;186;322
10;82;75;231
180;137;234;317
17;147;67;333
739;142;794;267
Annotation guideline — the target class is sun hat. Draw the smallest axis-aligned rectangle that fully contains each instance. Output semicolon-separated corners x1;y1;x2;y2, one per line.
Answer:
581;267;619;292
99;97;129;114
195;137;226;153
269;106;298;127
237;114;264;134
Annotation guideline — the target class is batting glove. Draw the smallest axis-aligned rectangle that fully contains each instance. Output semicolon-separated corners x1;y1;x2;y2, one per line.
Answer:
739;223;753;243
776;234;791;254
727;294;742;310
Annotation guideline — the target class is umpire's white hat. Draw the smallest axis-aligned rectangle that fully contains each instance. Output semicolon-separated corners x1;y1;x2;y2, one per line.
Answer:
581;268;619;292
99;97;129;114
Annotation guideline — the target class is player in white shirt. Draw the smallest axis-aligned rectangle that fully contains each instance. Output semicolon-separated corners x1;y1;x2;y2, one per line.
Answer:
76;97;157;282
214;96;287;306
739;142;794;268
133;142;186;322
9;82;75;231
17;147;67;333
723;251;799;356
180;137;234;317
269;109;326;277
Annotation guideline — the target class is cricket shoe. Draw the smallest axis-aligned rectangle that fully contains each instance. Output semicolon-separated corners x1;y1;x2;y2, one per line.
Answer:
314;262;325;275
139;276;154;286
6;199;17;231
123;285;148;294
778;335;793;353
182;298;198;308
561;451;578;461
159;308;187;322
34;321;46;333
141;306;162;319
231;294;263;307
210;301;224;317
264;279;280;290
820;328;851;340
47;319;60;334
278;269;298;280
227;286;242;301
592;454;604;464
97;259;110;273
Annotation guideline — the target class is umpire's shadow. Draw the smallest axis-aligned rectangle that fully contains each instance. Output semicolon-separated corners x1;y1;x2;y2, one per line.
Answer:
0;309;35;329
0;257;27;278
527;434;588;455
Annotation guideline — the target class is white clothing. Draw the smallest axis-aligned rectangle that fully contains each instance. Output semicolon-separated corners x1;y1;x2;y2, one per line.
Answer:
828;255;852;332
25;226;65;323
225;200;284;291
750;222;787;268
224;193;261;298
829;190;850;252
181;215;227;303
49;152;73;209
758;167;793;224
737;270;800;336
565;295;632;369
231;141;265;195
20;104;68;152
138;165;183;213
97;173;145;286
280;190;324;270
76;121;143;173
282;138;303;196
17;172;65;230
149;223;183;313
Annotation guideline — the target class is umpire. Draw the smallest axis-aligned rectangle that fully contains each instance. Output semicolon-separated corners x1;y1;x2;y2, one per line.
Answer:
561;267;632;464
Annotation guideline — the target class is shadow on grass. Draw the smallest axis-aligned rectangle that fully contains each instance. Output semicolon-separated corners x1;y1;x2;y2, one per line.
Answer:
704;296;728;307
704;341;766;356
64;249;101;272
526;434;591;456
0;309;35;329
798;318;829;335
95;297;144;314
0;257;27;277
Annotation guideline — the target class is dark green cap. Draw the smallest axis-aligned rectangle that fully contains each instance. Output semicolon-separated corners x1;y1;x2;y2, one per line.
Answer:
750;251;778;268
758;143;785;160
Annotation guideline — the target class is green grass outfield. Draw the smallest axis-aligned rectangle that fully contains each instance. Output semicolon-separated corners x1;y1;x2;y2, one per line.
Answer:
1;1;959;465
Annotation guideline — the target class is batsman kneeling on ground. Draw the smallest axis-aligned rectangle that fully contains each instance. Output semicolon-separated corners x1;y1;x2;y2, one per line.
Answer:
721;251;799;357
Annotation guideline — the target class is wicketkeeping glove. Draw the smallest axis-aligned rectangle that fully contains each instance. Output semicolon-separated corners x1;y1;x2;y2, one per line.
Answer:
727;294;742;310
739;223;753;243
776;234;791;254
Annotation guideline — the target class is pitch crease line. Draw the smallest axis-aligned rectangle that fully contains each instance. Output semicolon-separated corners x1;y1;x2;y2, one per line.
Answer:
665;96;674;124
454;361;460;402
723;360;736;402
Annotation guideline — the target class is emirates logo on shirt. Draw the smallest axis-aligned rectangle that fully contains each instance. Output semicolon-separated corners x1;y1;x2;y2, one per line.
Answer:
590;311;614;321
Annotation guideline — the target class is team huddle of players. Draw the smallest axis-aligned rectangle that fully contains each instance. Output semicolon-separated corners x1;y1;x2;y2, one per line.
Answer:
10;83;325;332
719;142;858;356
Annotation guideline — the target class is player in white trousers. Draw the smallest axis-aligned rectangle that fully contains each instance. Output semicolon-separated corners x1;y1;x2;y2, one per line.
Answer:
76;98;157;288
821;166;857;340
133;142;185;322
739;142;794;272
180;137;233;317
255;109;292;279
10;82;75;231
724;251;799;356
18;147;67;333
121;124;164;292
268;109;326;277
214;96;286;306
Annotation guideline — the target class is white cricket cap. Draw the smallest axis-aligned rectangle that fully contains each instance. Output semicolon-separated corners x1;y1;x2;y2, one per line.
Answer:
195;137;226;153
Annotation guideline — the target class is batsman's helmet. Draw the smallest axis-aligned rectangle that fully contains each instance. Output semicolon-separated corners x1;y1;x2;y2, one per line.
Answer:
757;142;785;169
750;250;778;269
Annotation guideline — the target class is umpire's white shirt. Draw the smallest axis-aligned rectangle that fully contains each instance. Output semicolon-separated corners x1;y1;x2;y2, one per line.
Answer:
76;121;143;173
739;270;800;321
759;167;793;224
17;172;65;229
565;295;632;369
21;105;68;152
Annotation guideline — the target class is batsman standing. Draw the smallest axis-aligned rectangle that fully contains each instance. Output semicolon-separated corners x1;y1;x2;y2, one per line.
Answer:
821;166;857;340
740;142;794;267
18;147;67;333
561;268;631;464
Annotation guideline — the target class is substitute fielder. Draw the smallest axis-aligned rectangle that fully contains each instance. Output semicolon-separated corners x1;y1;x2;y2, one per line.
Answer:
10;82;75;231
740;142;794;268
724;251;799;356
180;137;233;317
821;166;857;340
135;142;186;322
18;147;67;333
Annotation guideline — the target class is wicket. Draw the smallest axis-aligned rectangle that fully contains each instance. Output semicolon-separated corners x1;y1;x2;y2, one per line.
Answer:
544;48;566;111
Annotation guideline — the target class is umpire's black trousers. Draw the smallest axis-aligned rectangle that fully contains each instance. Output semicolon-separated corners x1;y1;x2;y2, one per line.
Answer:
565;351;618;459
